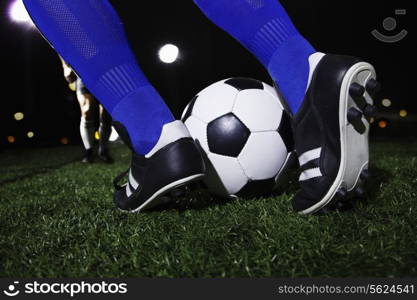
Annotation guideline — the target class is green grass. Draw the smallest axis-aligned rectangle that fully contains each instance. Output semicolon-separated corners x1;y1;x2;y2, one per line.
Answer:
0;141;416;278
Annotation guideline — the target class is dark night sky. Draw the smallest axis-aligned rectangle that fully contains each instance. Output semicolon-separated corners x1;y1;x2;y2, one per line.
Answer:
0;0;414;149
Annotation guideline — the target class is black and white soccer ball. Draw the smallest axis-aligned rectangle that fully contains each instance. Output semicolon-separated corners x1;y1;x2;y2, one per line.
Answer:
182;78;294;198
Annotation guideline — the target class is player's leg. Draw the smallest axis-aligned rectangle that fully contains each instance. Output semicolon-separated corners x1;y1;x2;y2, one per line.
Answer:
98;104;113;163
194;0;314;113
194;0;380;214
77;81;96;163
23;0;205;212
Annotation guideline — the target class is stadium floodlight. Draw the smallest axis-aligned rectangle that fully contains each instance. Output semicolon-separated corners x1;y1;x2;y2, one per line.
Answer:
158;44;179;64
9;0;34;27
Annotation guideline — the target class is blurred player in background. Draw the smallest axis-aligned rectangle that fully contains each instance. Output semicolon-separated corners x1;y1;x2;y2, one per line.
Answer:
60;58;113;164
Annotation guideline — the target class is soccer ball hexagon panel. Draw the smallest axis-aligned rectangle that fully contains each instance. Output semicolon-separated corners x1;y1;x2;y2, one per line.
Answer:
182;78;294;198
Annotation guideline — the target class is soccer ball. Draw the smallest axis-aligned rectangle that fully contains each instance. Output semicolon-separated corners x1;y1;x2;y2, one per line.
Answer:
182;78;294;198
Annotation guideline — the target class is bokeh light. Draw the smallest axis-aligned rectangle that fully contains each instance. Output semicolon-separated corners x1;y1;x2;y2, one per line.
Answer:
378;120;388;129
60;137;69;145
7;136;16;143
399;110;408;118
27;131;34;138
382;99;392;107
14;112;24;121
95;131;100;140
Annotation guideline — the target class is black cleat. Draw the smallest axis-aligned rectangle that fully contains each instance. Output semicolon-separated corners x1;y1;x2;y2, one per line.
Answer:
81;149;94;164
98;150;114;164
355;186;365;197
315;206;333;215
360;169;370;181
336;187;348;199
288;53;379;215
113;121;205;213
170;187;186;199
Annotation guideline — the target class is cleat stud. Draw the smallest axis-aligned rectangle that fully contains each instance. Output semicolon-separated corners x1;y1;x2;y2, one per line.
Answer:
360;169;370;181
171;188;185;198
334;201;346;210
349;83;367;109
363;105;378;118
348;108;366;134
348;107;363;122
189;181;203;191
355;187;365;197
366;79;381;95
160;195;172;205
350;83;366;98
353;97;368;111
337;188;348;199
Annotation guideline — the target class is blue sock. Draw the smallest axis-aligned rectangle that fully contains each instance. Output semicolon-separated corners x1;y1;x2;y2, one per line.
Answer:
23;0;174;155
194;0;316;114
